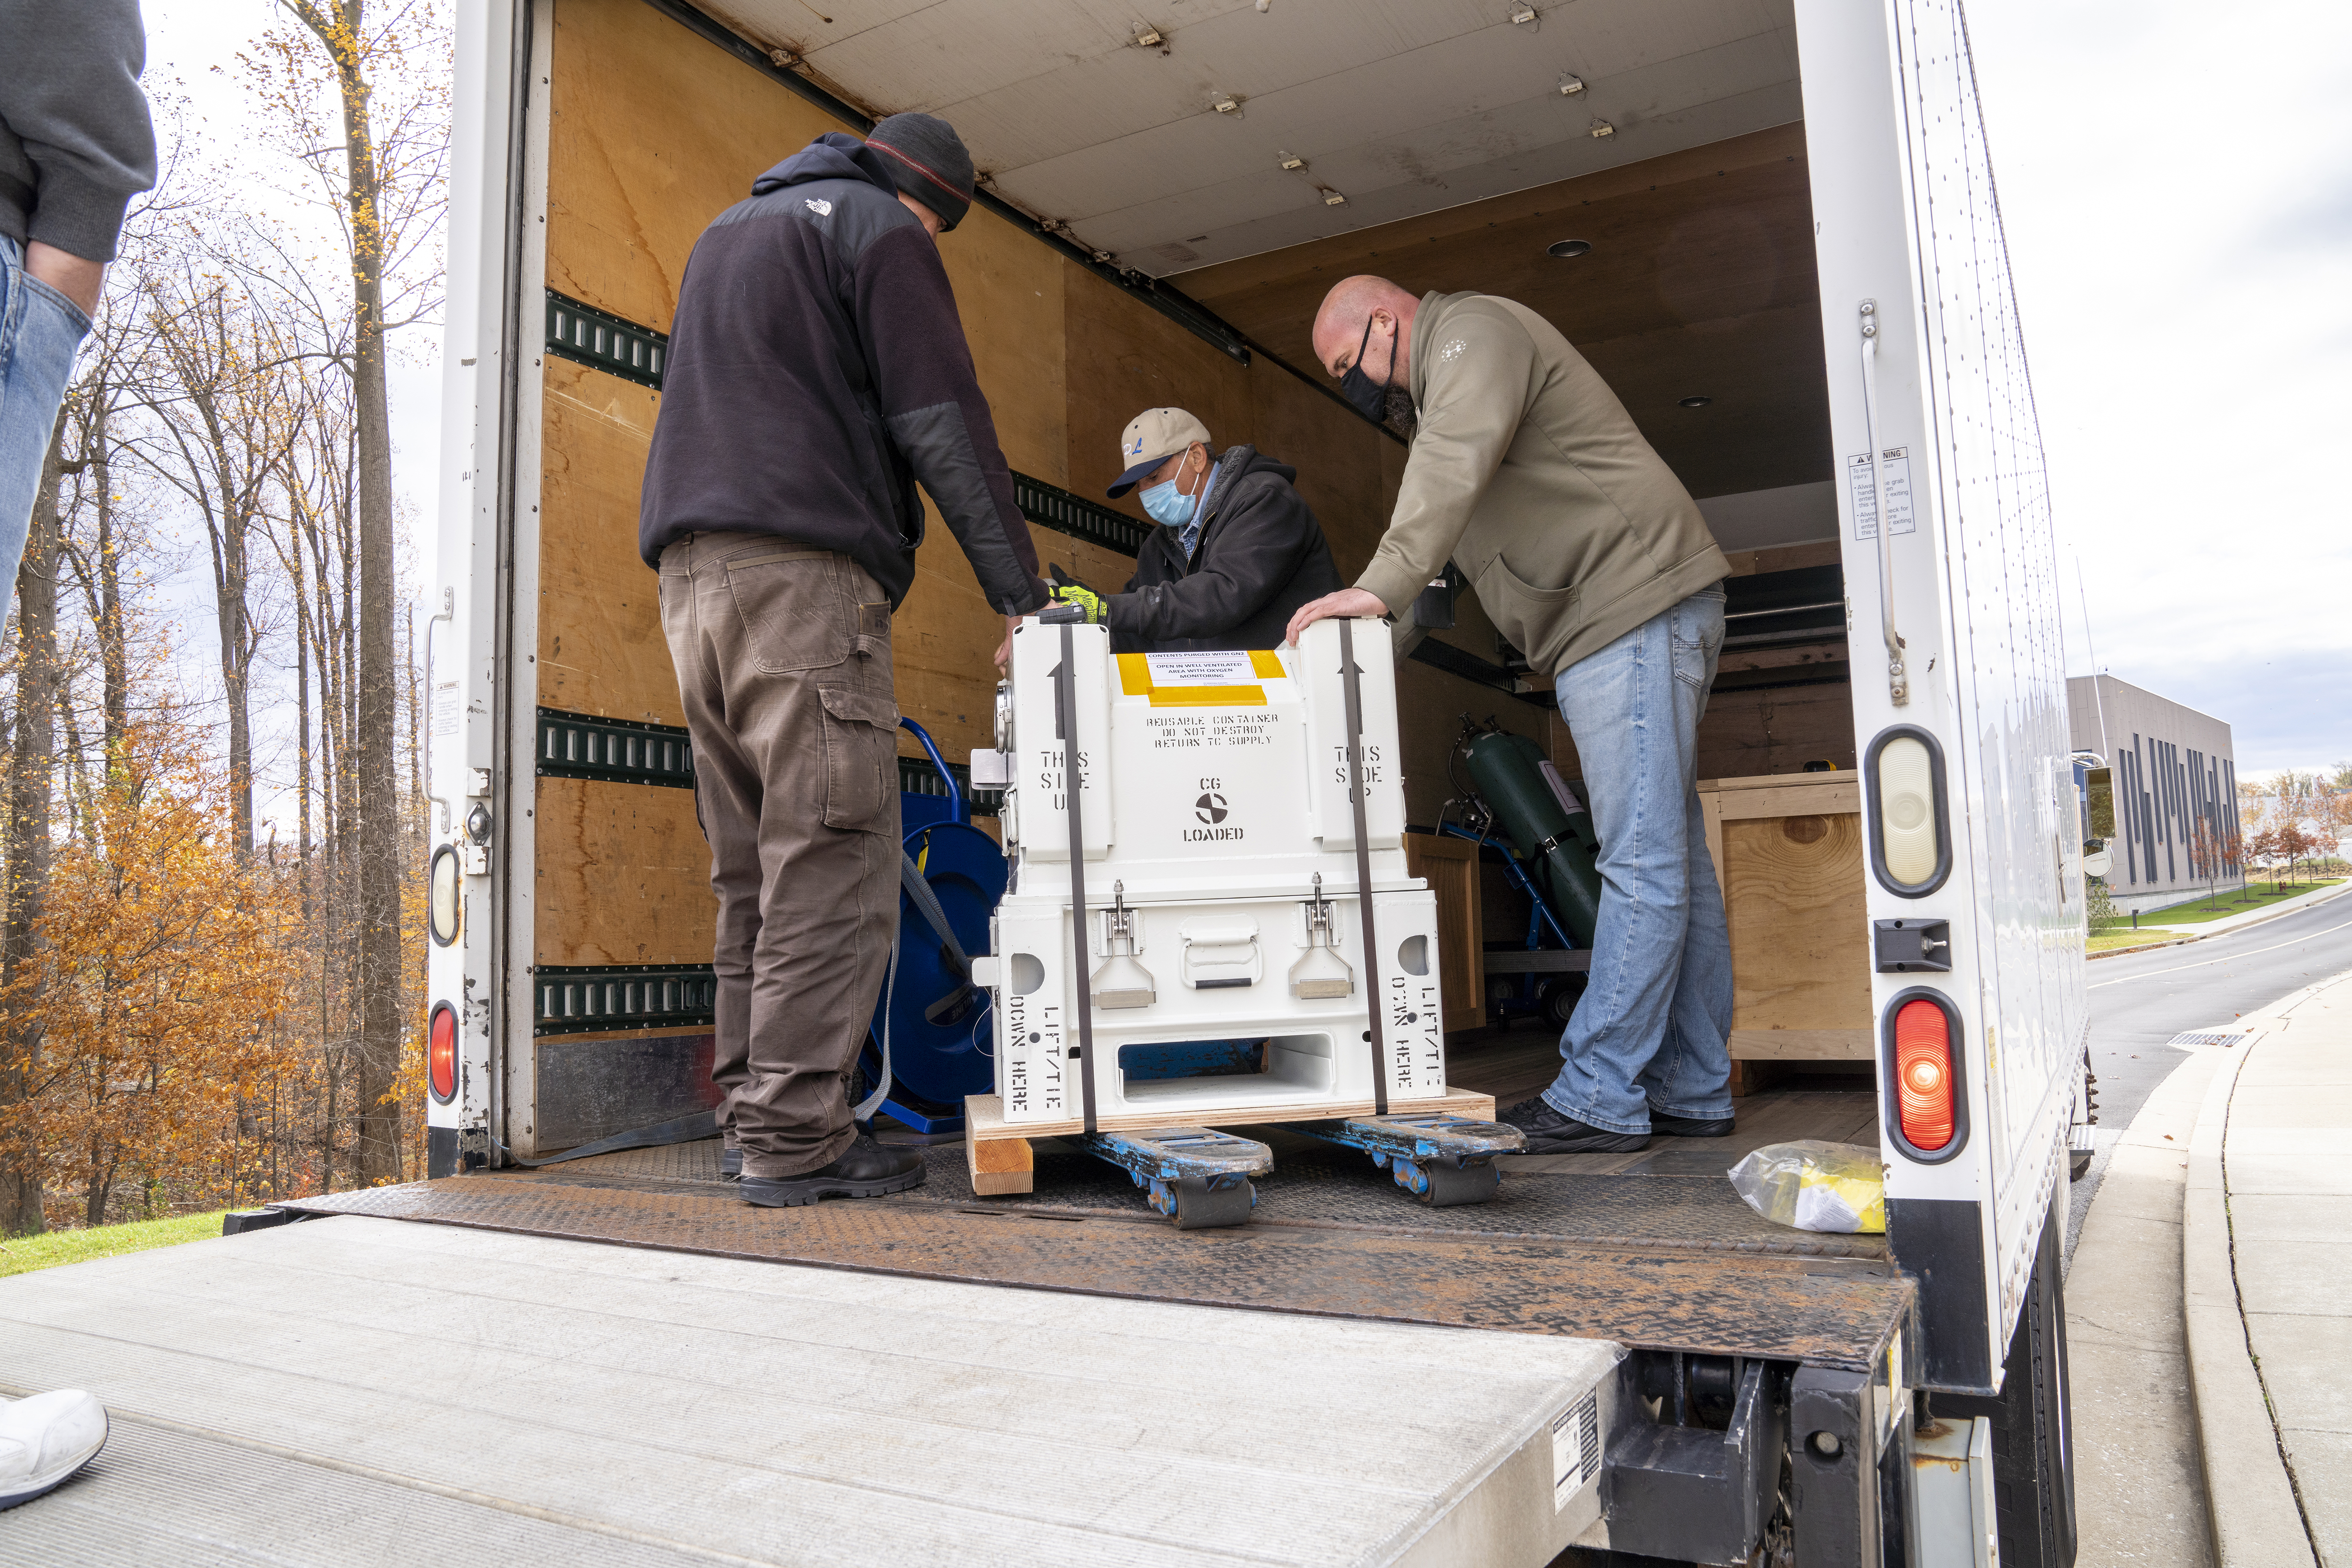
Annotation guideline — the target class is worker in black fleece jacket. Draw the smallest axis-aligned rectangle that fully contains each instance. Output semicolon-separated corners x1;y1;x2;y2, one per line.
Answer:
642;116;1047;1210
639;122;1047;623
1049;406;1343;654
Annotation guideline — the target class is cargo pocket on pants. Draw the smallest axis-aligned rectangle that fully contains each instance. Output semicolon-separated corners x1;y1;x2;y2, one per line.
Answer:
818;685;899;832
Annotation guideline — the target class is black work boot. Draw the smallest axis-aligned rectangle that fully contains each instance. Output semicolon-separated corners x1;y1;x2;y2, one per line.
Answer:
1652;1112;1735;1138
1499;1095;1651;1153
740;1134;925;1207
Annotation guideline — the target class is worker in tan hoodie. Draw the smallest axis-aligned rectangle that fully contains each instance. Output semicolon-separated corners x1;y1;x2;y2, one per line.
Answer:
1290;276;1734;1155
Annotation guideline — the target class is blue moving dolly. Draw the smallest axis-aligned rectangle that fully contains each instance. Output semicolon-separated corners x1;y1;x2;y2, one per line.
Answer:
1293;1111;1526;1206
1081;1126;1273;1229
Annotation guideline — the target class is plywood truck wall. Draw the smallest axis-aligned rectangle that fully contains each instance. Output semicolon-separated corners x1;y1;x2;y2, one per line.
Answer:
516;1;1858;1152
523;0;1567;1139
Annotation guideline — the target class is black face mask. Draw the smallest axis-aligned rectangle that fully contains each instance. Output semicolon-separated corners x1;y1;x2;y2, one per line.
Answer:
1338;313;1396;422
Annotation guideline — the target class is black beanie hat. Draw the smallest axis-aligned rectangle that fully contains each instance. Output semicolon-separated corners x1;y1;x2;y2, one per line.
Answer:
865;113;975;231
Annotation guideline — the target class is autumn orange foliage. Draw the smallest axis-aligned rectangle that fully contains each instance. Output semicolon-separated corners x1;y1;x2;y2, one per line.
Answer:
0;716;303;1227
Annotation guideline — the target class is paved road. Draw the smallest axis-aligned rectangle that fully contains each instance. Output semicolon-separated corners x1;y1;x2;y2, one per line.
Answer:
2086;891;2352;1126
2068;888;2352;1250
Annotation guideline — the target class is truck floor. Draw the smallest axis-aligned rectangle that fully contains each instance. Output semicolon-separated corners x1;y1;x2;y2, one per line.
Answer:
272;1082;1904;1370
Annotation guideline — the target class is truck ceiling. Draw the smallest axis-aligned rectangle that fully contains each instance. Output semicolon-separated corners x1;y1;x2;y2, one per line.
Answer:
700;0;1802;278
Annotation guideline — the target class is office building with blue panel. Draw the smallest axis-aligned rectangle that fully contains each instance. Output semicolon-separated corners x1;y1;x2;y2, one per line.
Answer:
2069;675;2243;915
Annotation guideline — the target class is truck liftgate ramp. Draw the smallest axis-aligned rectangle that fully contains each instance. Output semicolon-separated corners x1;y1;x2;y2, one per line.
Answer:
0;1119;1909;1566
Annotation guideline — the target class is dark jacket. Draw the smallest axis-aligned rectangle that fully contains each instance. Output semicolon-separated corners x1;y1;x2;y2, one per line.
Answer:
1108;446;1343;654
0;0;158;262
639;133;1045;614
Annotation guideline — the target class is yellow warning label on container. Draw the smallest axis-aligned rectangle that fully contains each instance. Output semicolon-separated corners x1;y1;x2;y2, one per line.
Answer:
1115;650;1284;707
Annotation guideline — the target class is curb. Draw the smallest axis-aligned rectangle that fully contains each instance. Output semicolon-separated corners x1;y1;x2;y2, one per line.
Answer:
2182;1027;2319;1568
2086;936;2199;962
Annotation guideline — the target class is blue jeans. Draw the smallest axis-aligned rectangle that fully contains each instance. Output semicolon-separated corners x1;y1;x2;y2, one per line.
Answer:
0;237;93;586
1542;588;1735;1135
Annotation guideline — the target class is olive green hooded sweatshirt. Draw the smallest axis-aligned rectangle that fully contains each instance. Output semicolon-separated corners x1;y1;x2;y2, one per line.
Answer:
1353;291;1730;679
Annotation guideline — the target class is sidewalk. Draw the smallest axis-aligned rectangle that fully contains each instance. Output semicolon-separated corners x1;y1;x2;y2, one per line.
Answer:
2183;966;2352;1567
2067;1043;2224;1566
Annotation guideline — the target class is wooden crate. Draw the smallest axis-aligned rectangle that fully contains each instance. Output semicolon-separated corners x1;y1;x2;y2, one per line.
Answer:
1697;771;1873;1091
1403;832;1485;1033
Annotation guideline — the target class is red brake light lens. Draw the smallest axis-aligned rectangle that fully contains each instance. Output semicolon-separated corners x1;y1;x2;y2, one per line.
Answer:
429;1003;458;1103
1893;998;1954;1151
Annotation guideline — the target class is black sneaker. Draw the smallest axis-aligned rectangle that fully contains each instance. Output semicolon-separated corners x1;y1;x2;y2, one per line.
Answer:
1498;1096;1651;1153
1652;1113;1735;1138
719;1146;741;1180
740;1135;925;1207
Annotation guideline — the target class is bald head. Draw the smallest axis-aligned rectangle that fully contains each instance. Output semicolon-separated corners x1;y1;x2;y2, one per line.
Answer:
1311;275;1421;382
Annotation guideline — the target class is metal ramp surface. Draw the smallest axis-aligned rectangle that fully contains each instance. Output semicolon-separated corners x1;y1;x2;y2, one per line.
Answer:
270;1143;1907;1368
1;1214;1624;1566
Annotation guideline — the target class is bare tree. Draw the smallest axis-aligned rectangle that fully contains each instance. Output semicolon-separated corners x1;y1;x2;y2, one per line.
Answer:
254;0;448;1187
133;267;310;861
2;429;67;1236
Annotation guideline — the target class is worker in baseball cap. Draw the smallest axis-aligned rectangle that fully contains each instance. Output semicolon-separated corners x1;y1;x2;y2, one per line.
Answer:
640;109;1047;1210
1046;408;1343;653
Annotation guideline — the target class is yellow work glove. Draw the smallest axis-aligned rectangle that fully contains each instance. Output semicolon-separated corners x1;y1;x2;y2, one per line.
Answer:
1049;581;1109;625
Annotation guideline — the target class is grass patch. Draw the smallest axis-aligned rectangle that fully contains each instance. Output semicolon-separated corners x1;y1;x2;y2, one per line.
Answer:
2088;929;2178;953
0;1210;228;1279
2137;879;2342;927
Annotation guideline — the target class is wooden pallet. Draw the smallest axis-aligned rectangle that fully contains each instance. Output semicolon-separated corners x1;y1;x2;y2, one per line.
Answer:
961;1088;1501;1196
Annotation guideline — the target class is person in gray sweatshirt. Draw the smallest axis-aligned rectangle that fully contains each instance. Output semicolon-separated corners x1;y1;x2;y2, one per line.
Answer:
0;0;157;586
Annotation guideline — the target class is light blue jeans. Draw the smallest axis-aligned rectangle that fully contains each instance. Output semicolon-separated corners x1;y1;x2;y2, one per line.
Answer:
1542;587;1735;1135
0;236;93;586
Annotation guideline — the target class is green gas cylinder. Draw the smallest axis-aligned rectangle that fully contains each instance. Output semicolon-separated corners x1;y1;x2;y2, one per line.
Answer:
1462;731;1604;947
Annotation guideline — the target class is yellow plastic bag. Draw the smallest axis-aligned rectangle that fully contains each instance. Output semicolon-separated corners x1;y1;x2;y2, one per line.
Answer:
1727;1140;1886;1234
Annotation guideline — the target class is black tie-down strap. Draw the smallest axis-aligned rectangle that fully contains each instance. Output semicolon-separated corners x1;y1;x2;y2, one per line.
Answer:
498;1108;718;1168
900;850;980;1027
1339;619;1388;1115
1055;625;1101;1134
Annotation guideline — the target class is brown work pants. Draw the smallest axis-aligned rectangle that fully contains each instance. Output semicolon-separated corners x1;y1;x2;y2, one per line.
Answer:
657;532;901;1178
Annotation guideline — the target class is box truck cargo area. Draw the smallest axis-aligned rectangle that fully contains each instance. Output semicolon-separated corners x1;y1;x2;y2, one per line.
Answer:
401;0;2092;1560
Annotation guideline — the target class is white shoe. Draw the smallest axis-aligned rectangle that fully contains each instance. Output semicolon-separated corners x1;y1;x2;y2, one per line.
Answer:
0;1390;110;1509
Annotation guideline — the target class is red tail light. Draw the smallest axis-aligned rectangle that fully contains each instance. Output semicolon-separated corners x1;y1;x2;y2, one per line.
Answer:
1893;998;1954;1151
429;1003;458;1103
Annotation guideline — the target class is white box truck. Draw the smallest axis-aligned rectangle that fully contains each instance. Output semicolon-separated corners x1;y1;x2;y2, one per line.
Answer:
7;2;2095;1563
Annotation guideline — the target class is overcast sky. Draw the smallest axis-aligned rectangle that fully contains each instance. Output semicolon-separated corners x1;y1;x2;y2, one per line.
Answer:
138;0;2348;781
1965;0;2352;775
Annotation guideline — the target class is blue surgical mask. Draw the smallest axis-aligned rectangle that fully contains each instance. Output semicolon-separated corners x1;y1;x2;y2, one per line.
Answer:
1140;470;1204;528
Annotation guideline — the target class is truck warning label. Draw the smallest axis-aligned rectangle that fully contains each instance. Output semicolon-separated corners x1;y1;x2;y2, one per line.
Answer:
1848;446;1914;539
1551;1391;1602;1511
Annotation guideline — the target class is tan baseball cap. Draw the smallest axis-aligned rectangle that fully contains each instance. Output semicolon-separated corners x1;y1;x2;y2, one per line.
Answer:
1108;407;1211;498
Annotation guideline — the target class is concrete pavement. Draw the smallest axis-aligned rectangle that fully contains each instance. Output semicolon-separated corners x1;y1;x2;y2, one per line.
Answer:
2184;966;2352;1567
2068;1043;2222;1566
